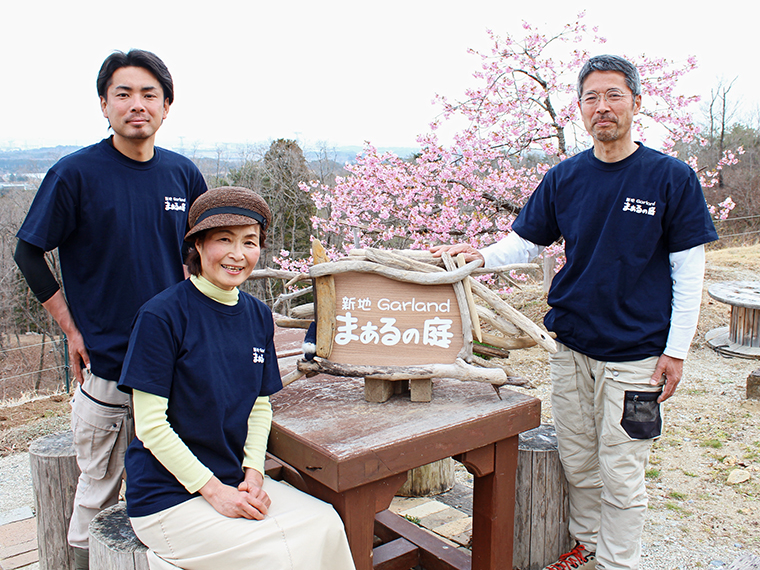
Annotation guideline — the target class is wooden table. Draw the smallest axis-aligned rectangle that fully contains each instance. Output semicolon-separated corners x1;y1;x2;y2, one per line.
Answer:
268;375;541;570
706;281;760;359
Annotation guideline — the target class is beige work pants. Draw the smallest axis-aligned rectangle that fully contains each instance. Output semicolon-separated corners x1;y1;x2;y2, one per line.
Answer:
550;343;663;570
130;478;356;570
68;371;133;549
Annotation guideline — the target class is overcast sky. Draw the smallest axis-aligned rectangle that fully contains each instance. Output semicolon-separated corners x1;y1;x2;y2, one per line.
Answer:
3;0;757;153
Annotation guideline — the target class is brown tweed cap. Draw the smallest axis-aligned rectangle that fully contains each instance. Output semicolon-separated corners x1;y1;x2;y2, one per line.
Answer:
185;186;272;244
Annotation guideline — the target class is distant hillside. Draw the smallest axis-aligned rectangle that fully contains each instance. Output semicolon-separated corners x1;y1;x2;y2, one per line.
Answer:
304;146;420;165
0;146;82;174
0;143;421;179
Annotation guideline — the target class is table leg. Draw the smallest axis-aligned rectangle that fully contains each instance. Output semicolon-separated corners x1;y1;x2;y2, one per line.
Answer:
459;436;519;570
300;472;408;570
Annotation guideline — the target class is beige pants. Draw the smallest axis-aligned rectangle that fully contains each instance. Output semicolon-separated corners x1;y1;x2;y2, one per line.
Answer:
550;344;662;570
130;478;356;570
69;371;133;549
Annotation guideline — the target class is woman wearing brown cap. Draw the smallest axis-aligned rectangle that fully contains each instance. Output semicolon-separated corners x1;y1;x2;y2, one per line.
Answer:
117;187;355;570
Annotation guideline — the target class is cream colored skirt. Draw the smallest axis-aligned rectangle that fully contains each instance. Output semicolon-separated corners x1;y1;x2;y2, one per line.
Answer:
130;478;355;570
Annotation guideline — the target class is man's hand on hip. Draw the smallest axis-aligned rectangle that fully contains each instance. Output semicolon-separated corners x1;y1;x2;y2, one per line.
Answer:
650;354;683;403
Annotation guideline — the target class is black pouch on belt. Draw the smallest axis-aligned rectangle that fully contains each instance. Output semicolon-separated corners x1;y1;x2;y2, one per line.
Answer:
621;390;662;439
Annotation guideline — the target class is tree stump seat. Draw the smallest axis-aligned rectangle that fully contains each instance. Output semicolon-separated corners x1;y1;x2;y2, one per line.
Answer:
513;424;571;570
89;503;147;570
29;430;80;570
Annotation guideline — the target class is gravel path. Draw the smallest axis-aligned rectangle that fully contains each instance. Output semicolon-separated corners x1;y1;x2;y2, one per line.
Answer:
0;452;34;515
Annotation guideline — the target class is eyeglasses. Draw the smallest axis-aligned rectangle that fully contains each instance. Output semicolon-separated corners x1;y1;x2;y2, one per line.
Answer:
580;89;632;107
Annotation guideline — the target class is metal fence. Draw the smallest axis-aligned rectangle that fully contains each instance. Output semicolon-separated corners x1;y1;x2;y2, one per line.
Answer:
0;335;69;403
714;214;760;241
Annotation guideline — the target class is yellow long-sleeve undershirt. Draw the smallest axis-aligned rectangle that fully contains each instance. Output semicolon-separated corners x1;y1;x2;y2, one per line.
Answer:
132;274;273;494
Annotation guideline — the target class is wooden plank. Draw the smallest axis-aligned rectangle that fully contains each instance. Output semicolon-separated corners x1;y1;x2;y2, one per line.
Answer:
269;374;541;494
374;510;471;570
330;273;463;367
372;537;420;570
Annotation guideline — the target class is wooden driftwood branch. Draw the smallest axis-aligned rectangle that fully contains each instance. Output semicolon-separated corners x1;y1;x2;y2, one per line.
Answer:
284;273;312;288
272;286;313;313
249;268;303;281
475;304;521;337
472;342;511;359
312;241;336;358
350;249;540;277
469;278;557;353
274;318;312;330
309;258;483;285
472;263;542;277
281;369;306;387
440;252;473;361
356;249;442;273
290;303;315;320
349;248;445;267
457;254;483;342
471;355;530;387
480;331;538;351
297;356;507;386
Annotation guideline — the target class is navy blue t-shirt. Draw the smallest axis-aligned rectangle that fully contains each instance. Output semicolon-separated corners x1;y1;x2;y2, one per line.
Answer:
512;144;718;361
17;139;207;381
118;280;283;517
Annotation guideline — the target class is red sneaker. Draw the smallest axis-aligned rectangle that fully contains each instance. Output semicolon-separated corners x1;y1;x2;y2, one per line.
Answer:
542;542;597;570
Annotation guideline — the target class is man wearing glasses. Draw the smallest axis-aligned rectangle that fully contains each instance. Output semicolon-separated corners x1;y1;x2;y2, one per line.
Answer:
432;55;717;570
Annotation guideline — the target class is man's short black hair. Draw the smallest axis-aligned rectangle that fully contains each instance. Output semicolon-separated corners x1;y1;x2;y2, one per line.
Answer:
97;49;174;104
577;55;641;99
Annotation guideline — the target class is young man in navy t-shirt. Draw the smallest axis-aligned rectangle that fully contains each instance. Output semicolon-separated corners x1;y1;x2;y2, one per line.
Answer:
14;49;207;570
433;56;718;570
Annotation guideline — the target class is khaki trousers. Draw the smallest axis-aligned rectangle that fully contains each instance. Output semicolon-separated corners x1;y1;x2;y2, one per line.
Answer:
69;371;133;548
130;478;356;570
550;344;662;570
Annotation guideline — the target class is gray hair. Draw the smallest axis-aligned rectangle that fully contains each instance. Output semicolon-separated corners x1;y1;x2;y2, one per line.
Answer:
577;55;641;99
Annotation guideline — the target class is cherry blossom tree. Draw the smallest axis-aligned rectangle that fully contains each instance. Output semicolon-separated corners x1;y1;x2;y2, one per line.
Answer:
277;13;736;272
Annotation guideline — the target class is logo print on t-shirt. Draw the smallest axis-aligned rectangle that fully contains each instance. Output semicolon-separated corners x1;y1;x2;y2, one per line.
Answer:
622;197;656;217
165;197;187;211
252;347;265;364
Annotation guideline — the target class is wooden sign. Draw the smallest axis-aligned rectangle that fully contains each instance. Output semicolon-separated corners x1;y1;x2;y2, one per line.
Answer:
327;273;463;366
272;244;557;402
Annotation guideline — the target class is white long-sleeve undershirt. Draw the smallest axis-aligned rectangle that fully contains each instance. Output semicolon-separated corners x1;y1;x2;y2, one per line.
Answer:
479;233;705;359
